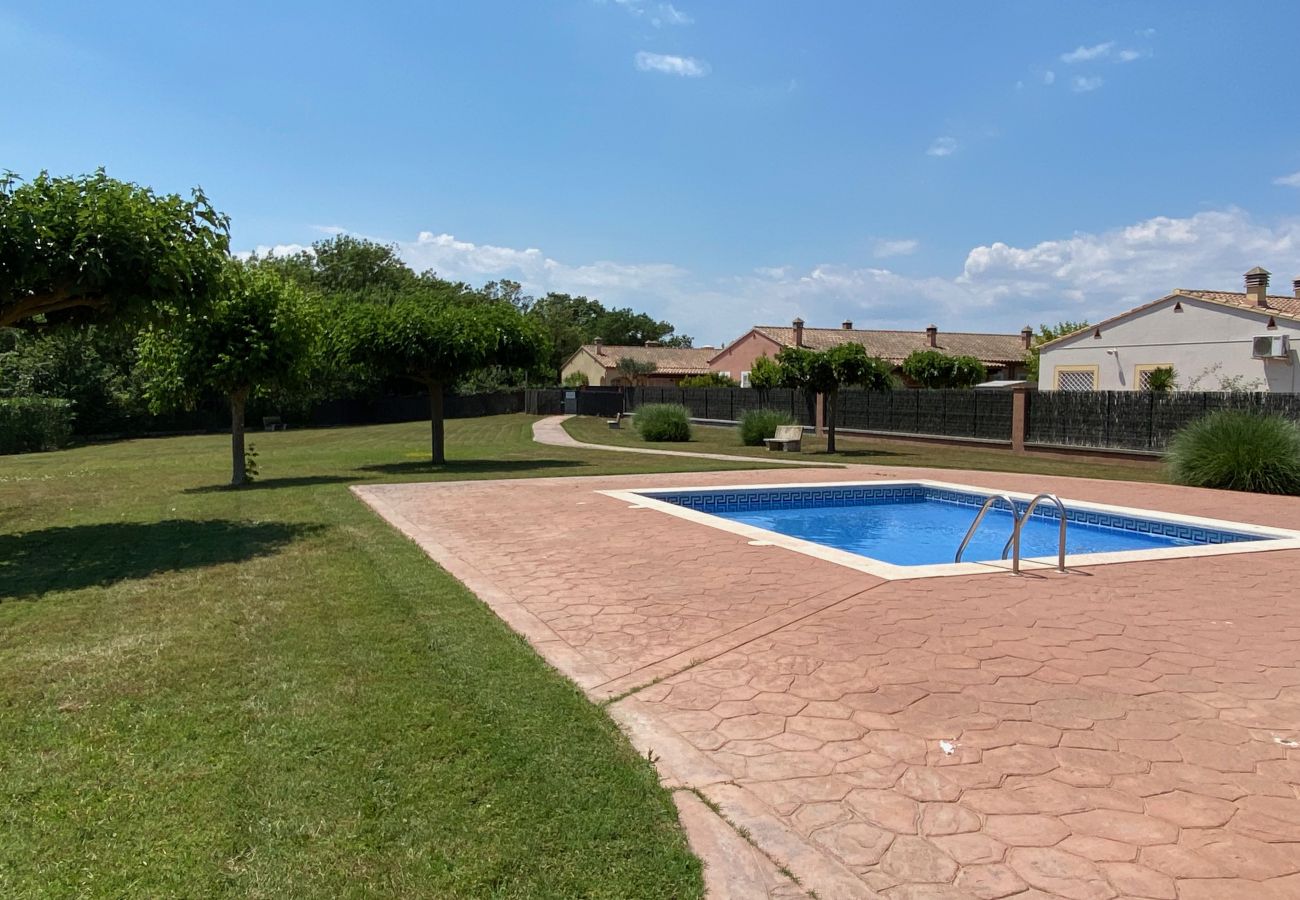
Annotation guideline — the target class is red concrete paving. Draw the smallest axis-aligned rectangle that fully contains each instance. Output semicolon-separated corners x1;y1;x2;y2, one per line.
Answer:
356;466;1300;899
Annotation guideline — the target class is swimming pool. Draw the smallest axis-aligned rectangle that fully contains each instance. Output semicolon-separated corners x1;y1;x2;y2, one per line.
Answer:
604;480;1300;579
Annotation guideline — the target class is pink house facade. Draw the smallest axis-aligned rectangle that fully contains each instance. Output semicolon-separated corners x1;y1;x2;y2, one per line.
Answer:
709;318;1032;385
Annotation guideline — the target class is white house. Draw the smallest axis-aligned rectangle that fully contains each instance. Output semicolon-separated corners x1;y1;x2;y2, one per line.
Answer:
1038;268;1300;392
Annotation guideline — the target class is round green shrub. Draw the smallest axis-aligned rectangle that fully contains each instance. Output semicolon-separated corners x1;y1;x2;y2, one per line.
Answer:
739;408;795;446
1166;410;1300;494
634;403;692;442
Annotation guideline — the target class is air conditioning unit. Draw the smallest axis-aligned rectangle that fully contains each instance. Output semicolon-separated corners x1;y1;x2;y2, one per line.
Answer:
1252;334;1290;359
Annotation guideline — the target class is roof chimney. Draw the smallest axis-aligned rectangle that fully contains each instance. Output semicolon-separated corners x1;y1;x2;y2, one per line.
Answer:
926;324;938;348
1293;277;1300;300
842;319;853;330
594;338;604;355
1021;325;1034;350
793;317;804;347
1245;266;1271;307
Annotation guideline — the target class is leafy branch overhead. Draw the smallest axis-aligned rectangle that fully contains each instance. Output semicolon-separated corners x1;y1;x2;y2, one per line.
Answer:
0;170;231;329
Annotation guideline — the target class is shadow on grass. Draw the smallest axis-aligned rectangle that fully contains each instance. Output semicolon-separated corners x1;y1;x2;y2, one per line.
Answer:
184;475;358;494
0;519;321;600
813;448;906;459
356;458;587;476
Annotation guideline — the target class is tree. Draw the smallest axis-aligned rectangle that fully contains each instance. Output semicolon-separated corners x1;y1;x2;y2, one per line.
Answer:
748;354;782;401
137;266;318;486
776;344;892;452
526;292;689;375
1024;320;1091;380
563;370;590;387
679;372;738;388
901;349;987;389
1;170;230;329
247;234;417;296
330;297;547;463
614;357;657;386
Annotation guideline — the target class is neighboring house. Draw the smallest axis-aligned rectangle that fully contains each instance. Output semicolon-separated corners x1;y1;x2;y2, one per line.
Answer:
1038;268;1300;392
559;340;718;386
708;319;1033;386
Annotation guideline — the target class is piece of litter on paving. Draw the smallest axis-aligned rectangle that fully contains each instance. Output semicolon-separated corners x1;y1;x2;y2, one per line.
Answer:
1274;736;1299;748
939;740;957;755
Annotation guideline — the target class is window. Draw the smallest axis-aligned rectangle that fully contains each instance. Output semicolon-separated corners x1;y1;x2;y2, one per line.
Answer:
1054;366;1097;391
740;371;751;388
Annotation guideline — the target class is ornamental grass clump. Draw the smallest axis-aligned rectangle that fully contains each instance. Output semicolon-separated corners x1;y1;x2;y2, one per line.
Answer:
739;408;795;446
1166;410;1300;495
634;403;691;442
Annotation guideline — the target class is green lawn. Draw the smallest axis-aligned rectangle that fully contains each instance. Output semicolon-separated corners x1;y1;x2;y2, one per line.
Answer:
565;415;1168;484
0;415;771;898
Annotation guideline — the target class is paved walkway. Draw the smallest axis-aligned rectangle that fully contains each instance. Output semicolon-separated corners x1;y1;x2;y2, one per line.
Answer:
532;414;836;467
355;466;1300;899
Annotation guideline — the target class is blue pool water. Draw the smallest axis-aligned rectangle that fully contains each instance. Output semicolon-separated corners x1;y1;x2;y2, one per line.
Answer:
643;484;1261;568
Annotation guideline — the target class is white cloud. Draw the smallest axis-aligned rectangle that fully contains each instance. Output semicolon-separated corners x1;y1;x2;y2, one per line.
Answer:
604;0;692;26
1274;171;1300;188
237;242;311;260
1071;75;1104;93
926;136;958;157
1116;48;1144;62
873;239;920;258
1061;41;1114;63
238;208;1300;345
1042;70;1056;85
634;50;709;77
655;3;692;26
1136;27;1157;37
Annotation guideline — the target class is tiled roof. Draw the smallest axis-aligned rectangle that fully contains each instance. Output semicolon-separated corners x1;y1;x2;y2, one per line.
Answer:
580;345;715;375
751;326;1027;365
1177;290;1300;319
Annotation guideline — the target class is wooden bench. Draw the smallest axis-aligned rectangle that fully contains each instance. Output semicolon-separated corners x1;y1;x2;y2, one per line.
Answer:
263;416;287;432
764;424;803;452
607;412;626;429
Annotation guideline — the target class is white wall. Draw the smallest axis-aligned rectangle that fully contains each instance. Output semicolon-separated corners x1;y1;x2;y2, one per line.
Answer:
1038;296;1300;392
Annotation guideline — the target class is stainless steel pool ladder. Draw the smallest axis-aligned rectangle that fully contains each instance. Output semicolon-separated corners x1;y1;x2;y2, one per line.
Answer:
954;492;1068;575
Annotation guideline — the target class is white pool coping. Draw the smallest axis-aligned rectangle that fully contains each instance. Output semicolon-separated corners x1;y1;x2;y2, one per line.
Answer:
599;478;1300;581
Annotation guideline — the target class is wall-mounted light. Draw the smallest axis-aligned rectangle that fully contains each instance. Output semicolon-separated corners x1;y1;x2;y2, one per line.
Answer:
1268;316;1278;330
1173;301;1183;313
1093;327;1102;339
1105;348;1118;356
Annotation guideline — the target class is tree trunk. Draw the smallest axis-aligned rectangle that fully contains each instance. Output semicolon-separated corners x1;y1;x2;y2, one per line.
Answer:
826;391;837;454
429;382;446;464
230;389;249;486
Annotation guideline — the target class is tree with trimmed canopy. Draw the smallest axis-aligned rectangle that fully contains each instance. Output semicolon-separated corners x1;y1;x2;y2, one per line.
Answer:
329;298;547;464
1;170;230;329
901;349;987;389
776;343;892;452
137;265;318;486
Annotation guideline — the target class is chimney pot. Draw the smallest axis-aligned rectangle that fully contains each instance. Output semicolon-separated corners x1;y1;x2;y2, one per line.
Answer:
1021;325;1033;350
594;338;604;355
793;317;805;347
1293;277;1300;300
1245;266;1271;307
842;319;853;330
925;324;938;348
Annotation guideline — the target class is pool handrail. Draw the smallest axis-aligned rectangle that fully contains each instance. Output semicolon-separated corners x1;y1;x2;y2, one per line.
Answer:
954;494;1021;569
1003;493;1068;573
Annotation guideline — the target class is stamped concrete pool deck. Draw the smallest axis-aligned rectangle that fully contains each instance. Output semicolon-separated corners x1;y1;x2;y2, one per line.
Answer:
355;465;1300;899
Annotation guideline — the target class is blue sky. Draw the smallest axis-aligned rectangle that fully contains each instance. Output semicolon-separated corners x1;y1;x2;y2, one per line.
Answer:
4;1;1300;343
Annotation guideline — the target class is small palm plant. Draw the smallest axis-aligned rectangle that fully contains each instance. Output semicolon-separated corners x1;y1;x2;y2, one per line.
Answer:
1146;366;1177;393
